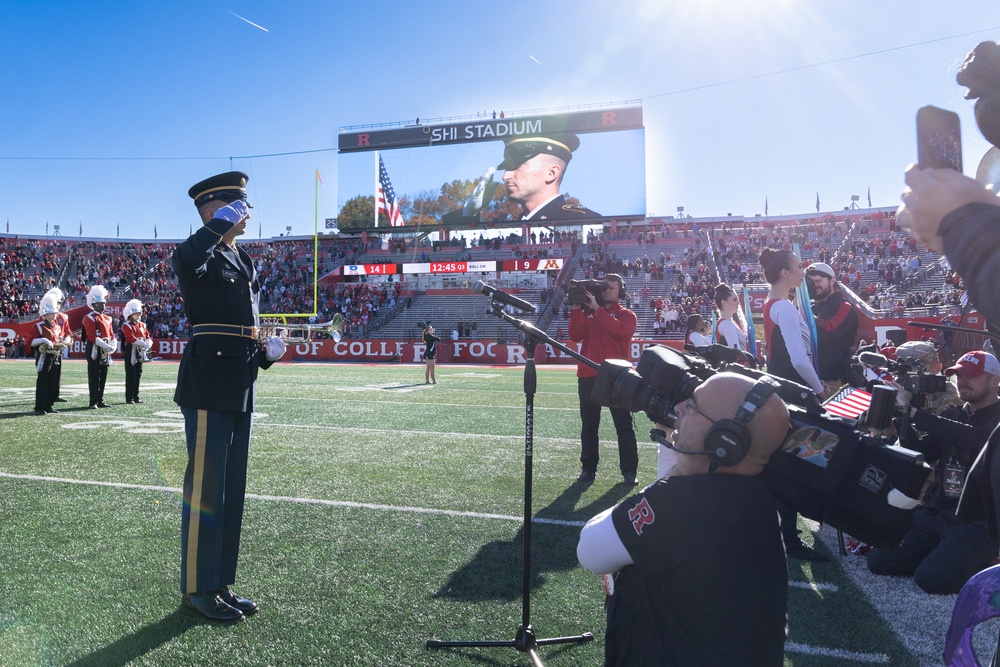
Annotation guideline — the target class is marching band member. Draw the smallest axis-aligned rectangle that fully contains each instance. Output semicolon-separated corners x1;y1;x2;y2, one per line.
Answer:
121;298;153;404
50;288;73;404
83;284;117;408
31;290;69;415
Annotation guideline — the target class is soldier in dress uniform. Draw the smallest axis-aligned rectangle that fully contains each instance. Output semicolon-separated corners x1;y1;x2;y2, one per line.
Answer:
83;285;117;408
31;289;71;415
121;298;153;404
497;133;601;220
173;171;286;622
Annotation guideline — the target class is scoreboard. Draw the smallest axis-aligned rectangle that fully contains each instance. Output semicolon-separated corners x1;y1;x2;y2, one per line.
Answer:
342;258;563;276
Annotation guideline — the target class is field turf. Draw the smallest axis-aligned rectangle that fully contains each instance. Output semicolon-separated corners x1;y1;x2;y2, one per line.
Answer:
0;360;946;665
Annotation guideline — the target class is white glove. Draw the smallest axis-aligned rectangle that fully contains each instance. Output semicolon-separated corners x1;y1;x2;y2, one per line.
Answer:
264;336;286;361
213;200;250;224
35;338;52;349
135;339;149;352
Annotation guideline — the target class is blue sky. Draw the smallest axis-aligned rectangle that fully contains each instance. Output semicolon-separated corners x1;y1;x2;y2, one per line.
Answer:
1;1;998;240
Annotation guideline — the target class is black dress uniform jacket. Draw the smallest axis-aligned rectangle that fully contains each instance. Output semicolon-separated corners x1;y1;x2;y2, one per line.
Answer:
525;195;600;221
172;218;274;413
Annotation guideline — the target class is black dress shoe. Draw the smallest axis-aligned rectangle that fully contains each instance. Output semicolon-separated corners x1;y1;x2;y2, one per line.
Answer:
96;402;110;408
182;592;244;622
45;408;58;414
88;404;98;410
623;473;638;486
126;400;134;404
217;587;258;616
133;399;144;404
34;410;47;416
577;470;596;482
53;397;68;403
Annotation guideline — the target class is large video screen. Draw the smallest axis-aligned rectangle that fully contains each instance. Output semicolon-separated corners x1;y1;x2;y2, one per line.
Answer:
337;107;645;228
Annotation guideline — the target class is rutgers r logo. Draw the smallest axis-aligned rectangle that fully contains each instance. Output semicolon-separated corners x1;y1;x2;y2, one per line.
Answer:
627;497;655;535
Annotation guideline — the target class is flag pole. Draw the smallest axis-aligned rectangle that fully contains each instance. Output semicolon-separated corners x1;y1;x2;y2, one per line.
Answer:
314;168;321;317
374;151;380;228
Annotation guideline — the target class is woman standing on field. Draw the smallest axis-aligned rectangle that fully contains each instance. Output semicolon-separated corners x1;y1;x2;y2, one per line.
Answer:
423;324;440;384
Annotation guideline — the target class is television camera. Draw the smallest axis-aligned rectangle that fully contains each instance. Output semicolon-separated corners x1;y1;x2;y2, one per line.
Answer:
591;344;930;550
567;279;609;307
857;349;950;441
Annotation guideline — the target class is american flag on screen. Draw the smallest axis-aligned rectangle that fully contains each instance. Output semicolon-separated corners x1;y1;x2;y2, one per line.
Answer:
377;156;404;227
824;386;873;420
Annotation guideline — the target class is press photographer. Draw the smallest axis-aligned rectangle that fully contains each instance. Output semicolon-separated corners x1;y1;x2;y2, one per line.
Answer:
568;273;639;484
577;371;790;665
578;344;930;663
867;350;1000;594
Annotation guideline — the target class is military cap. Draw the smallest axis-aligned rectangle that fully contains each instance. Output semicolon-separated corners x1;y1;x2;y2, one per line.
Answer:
188;171;250;208
497;133;580;170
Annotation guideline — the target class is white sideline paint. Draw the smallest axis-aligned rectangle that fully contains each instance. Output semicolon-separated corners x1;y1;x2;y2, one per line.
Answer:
2;470;866;660
788;580;838;593
0;471;584;526
784;641;889;663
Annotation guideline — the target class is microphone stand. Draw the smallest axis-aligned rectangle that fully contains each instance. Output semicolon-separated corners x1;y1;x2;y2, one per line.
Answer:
427;300;596;666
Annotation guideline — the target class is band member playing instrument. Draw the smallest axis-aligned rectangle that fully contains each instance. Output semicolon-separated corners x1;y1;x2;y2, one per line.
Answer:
50;288;72;404
31;289;71;415
83;285;117;408
122;298;153;404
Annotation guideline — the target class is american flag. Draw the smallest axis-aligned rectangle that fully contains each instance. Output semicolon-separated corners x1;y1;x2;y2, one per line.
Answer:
377;156;404;227
824;386;873;420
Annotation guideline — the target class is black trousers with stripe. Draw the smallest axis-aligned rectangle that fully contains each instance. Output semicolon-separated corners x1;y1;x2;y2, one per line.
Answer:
180;407;252;594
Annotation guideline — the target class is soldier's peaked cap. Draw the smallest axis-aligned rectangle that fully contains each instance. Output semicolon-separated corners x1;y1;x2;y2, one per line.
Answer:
188;171;249;208
497;133;580;170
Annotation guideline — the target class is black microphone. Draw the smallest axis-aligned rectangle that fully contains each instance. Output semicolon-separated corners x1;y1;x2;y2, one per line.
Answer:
650;428;716;457
858;351;890;367
472;281;537;313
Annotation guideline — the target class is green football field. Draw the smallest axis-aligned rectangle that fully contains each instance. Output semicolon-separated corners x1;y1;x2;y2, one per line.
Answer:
0;359;952;666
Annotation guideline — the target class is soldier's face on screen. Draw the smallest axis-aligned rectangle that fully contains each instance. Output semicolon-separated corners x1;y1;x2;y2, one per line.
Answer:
502;154;563;205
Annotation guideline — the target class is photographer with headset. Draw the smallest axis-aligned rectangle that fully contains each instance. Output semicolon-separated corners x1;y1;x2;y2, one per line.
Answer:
867;351;1000;594
569;273;639;485
577;372;790;666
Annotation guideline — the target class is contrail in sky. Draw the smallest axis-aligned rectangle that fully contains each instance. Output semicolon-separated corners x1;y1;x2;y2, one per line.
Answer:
227;10;269;32
529;55;542;65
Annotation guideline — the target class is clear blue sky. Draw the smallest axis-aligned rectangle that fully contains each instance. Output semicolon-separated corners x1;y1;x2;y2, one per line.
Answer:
1;1;998;240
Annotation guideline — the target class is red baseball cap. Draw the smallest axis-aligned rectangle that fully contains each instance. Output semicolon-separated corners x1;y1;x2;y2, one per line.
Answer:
945;351;1000;378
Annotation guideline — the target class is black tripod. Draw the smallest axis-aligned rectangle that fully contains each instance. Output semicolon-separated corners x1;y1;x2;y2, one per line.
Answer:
427;302;597;666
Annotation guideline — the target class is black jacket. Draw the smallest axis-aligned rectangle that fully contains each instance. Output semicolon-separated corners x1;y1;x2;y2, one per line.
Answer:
908;400;1000;512
812;290;859;381
172;218;274;413
524;195;600;221
940;202;1000;534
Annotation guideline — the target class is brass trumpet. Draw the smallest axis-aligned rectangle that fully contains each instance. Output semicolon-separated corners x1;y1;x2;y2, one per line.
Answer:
42;342;68;356
259;314;344;343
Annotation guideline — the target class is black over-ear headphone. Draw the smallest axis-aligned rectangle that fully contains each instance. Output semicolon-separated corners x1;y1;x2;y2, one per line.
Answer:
651;377;780;472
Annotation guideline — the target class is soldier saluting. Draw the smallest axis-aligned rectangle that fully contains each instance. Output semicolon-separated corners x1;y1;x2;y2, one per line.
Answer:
173;171;286;622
